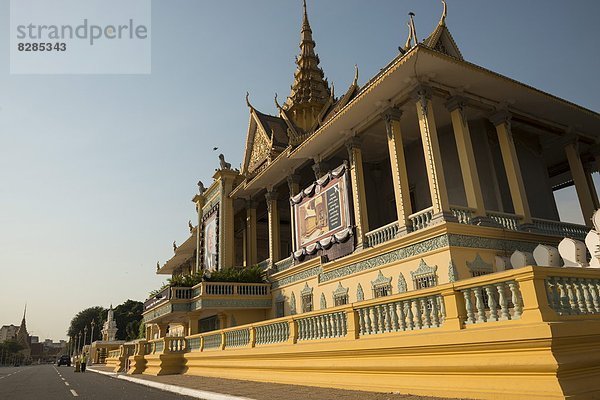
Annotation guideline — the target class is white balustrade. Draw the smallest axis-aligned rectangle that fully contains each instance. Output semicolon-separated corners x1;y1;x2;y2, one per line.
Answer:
167;337;186;352
409;207;434;232
450;206;474;225
297;311;347;341
200;282;270;296
225;329;250;348
460;281;522;324
203;334;222;350
357;295;444;335
487;211;521;231
255;322;290;345
532;217;589;240
545;277;600;315
365;221;399;247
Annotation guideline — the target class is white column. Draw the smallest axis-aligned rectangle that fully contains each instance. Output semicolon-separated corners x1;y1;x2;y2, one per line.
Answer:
383;107;412;234
414;86;453;221
346;136;370;248
489;111;532;223
446;96;486;217
565;141;595;226
265;189;281;264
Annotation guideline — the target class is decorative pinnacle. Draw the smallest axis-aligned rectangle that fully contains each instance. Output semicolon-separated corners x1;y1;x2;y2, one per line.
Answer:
302;0;310;32
408;12;418;44
441;0;447;25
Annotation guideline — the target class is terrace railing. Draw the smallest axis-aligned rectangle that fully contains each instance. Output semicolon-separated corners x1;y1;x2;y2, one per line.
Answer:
365;221;399;248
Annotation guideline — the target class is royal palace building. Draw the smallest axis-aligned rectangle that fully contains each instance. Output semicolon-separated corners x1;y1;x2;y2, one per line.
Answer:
117;2;600;399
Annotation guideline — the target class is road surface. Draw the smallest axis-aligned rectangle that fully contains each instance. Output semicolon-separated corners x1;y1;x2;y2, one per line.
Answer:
0;364;193;399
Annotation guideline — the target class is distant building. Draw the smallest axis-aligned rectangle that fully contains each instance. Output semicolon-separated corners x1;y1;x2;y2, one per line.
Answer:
0;325;18;342
30;336;39;344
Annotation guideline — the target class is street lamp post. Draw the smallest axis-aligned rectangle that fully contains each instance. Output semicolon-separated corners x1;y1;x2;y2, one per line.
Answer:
89;321;96;365
76;332;81;356
83;326;88;355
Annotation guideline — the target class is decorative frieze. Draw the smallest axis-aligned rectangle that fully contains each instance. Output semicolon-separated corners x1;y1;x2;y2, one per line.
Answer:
270;233;541;288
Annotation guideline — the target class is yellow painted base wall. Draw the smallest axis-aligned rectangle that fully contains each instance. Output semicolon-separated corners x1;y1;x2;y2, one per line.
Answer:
176;321;600;400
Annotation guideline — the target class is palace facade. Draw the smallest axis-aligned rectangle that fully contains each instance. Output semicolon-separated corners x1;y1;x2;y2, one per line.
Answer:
116;3;600;399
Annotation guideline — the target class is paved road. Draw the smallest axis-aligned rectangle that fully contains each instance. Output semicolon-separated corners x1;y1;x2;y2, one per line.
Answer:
0;364;194;399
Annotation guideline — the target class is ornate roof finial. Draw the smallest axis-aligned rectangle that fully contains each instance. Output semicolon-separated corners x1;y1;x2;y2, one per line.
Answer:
245;92;253;109
302;0;310;33
440;0;447;26
274;93;282;111
173;241;177;252
22;303;27;321
197;180;206;194
156;261;160;271
188;220;193;232
409;12;418;44
352;64;359;86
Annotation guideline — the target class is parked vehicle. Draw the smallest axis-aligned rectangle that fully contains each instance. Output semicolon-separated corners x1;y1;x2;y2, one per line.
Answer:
56;355;71;367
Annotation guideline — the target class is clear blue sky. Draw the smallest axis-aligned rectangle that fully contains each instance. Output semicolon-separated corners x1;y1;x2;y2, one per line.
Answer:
0;1;598;341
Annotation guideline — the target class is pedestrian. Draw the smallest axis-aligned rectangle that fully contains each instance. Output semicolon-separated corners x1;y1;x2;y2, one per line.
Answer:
81;353;87;373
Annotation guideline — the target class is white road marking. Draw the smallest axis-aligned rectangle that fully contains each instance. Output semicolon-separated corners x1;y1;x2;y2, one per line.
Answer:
0;369;23;380
62;377;66;381
70;389;79;397
65;382;70;386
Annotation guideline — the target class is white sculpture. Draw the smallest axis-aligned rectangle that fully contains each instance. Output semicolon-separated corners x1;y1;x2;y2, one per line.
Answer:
495;256;511;271
532;244;561;267
558;238;588;268
585;229;600;268
510;251;535;269
101;305;118;342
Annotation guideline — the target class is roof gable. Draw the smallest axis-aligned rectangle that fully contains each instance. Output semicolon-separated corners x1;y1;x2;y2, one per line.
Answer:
424;23;463;60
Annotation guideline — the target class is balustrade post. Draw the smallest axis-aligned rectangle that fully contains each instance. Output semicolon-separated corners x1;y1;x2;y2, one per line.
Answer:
440;287;465;330
288;319;298;344
137;340;147;356
346;309;360;339
220;332;226;350
514;269;555;323
162;338;171;354
249;326;256;348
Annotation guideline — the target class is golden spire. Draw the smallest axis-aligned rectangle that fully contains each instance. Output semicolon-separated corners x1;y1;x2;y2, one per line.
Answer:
284;0;331;133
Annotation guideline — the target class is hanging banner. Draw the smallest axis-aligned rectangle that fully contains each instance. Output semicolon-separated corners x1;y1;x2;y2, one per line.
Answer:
291;163;353;258
202;205;219;271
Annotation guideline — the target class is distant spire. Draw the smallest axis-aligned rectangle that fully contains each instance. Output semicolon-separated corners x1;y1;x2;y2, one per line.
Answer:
284;0;331;132
16;303;29;349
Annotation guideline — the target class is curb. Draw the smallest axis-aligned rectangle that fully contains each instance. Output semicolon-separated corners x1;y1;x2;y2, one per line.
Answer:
88;367;255;400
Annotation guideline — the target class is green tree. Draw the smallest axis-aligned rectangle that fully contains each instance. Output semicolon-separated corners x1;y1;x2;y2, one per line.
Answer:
114;300;143;341
0;340;24;366
67;306;106;350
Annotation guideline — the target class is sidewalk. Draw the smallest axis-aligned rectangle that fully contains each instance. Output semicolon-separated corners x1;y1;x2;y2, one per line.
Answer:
89;365;455;400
